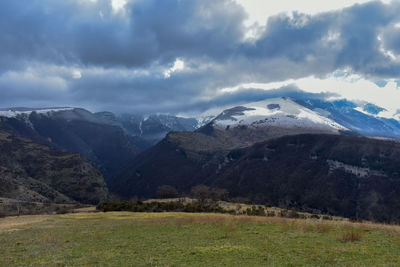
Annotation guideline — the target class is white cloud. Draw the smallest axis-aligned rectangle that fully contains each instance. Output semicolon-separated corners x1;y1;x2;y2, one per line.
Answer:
221;70;400;117
295;73;400;114
236;0;382;26
164;59;185;78
111;0;127;13
220;81;295;93
72;69;82;79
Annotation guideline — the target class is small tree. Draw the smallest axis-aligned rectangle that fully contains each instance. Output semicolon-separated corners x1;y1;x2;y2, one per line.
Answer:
156;185;179;199
190;185;211;202
210;188;229;201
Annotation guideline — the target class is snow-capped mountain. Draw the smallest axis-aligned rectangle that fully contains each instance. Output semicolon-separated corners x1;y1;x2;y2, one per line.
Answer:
192;96;400;140
294;98;400;140
0;107;74;118
210;97;347;132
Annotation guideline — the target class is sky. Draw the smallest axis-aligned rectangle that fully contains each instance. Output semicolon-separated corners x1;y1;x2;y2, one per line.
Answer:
0;0;399;116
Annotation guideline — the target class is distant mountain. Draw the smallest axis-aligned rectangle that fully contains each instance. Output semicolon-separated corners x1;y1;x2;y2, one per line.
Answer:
118;114;198;144
193;97;400;141
293;98;400;140
189;97;350;151
110;97;400;222
111;131;400;222
0;107;199;182
210;97;347;132
0;108;143;181
0;123;108;205
111;98;352;197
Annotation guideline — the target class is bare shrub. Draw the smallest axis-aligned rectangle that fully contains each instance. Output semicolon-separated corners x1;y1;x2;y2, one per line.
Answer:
287;210;300;218
310;214;320;220
349;217;363;223
266;210;276;217
190;185;229;202
190;185;211;202
156;185;179;199
279;210;288;217
322;215;333;220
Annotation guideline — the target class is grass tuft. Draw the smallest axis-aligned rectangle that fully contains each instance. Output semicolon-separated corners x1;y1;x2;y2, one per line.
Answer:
338;228;363;243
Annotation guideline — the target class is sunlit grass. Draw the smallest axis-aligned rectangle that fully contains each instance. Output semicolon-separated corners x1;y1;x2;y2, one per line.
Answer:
1;212;400;266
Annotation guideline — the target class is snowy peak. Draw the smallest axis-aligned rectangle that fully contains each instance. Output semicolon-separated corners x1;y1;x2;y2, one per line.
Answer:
211;97;347;132
0;107;74;118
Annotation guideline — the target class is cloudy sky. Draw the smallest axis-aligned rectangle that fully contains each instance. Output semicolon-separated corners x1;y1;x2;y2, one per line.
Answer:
0;0;399;116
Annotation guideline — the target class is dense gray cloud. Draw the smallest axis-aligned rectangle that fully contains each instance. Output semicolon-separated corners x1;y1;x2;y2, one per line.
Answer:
0;0;399;113
0;0;245;69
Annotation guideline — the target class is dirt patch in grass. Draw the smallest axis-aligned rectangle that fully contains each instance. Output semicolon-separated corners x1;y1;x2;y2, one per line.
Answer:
0;215;50;232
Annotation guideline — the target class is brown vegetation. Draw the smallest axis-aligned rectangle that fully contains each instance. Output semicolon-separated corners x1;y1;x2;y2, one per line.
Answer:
338;228;363;242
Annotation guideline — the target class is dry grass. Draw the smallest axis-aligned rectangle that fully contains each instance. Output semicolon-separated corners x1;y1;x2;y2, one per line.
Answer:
0;214;51;231
71;206;97;213
295;220;332;233
2;212;400;266
338;228;363;243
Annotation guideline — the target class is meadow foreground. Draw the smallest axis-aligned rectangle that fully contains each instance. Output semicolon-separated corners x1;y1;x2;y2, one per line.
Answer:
1;212;400;266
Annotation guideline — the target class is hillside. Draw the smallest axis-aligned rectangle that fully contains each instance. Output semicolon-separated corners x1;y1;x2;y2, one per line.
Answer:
0;108;143;181
214;134;400;222
118;113;198;144
112;132;400;222
0;108;199;181
0;124;108;208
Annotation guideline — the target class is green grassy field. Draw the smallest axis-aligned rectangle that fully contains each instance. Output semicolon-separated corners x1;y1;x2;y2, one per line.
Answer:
1;212;400;266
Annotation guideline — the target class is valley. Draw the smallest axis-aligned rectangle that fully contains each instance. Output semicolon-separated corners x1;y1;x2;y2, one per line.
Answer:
0;124;108;215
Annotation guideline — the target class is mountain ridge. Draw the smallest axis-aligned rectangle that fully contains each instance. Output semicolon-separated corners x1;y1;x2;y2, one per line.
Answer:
0;123;108;205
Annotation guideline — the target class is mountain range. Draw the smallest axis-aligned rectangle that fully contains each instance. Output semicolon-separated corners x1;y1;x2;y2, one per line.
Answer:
0;107;197;181
1;96;400;221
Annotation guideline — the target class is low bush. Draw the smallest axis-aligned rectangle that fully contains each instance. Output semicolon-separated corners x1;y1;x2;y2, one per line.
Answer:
266;211;276;217
244;206;266;216
322;215;333;220
55;206;72;214
97;200;228;214
279;210;288;217
287;210;300;218
349;217;363;223
310;214;320;219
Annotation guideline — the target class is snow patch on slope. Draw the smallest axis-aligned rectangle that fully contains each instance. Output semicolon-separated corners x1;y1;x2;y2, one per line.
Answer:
354;106;400;122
